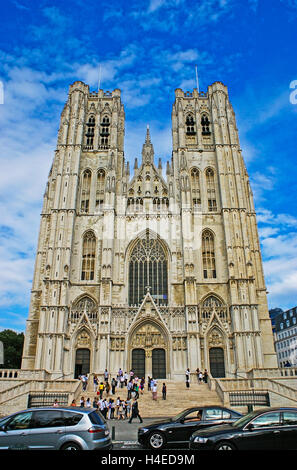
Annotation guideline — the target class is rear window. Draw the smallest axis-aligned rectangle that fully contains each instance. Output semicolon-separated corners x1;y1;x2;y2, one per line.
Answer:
205;409;223;420
63;411;83;427
89;410;105;425
283;411;297;426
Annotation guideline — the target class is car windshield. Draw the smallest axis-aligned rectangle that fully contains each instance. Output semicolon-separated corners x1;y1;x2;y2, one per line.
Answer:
231;411;259;428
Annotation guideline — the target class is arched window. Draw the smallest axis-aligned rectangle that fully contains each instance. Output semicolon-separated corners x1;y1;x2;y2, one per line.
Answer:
201;114;211;135
186;114;196;135
191;168;200;192
135;197;143;212
191;168;201;210
81;231;96;281
71;296;97;322
80;169;91;213
95;169;105;211
129;232;168;306
100;115;110;148
202;230;216;279
203;295;222;307
200;295;228;321
206;168;217;212
85;115;95;148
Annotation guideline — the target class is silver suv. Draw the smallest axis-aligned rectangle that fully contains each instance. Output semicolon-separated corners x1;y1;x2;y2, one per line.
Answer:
0;406;112;450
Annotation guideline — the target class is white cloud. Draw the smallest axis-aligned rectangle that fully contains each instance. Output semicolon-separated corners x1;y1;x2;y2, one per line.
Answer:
257;209;297;310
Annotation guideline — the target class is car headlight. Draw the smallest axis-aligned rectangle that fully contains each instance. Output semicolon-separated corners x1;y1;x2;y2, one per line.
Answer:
194;436;208;443
139;428;150;434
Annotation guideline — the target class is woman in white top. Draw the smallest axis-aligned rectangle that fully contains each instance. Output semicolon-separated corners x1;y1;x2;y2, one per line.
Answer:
152;380;157;400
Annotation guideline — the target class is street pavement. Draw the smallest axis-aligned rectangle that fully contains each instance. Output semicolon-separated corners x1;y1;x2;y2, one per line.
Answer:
108;416;188;450
108;417;161;449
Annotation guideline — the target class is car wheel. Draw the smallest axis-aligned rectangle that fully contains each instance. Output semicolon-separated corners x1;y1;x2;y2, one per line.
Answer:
215;441;236;450
148;432;166;450
60;442;82;451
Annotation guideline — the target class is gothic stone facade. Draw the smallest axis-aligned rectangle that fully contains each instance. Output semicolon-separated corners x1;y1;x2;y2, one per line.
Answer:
21;81;277;380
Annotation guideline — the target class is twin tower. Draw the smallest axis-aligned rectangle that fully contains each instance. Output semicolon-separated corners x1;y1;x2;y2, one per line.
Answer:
21;80;277;381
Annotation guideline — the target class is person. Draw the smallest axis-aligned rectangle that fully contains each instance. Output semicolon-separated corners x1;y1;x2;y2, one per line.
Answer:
125;398;131;419
128;398;143;423
103;399;108;419
196;368;200;383
186;368;190;388
116;397;121;418
148;376;152;391
140;377;145;395
105;381;110;396
162;382;167;400
203;369;208;383
99;382;105;399
70;399;77;407
198;371;203;384
187;410;202;422
110;399;115;419
152;380;157;400
81;374;88;391
93;397;98;409
111;377;117;395
104;369;109;381
100;399;107;418
134;381;140;399
107;399;113;419
120;375;125;389
117;400;124;420
53;399;59;407
124;371;129;386
116;373;121;388
80;396;85;407
93;374;99;392
127;379;133;399
86;397;91;408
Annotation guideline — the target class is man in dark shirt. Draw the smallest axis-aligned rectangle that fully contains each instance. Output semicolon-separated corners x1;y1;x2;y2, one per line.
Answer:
128;398;143;423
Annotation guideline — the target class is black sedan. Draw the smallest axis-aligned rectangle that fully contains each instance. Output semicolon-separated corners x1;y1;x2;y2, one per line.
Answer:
138;406;242;449
189;407;297;450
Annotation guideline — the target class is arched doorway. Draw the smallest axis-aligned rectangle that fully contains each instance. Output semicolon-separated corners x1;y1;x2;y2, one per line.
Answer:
152;348;166;379
209;347;225;378
129;321;168;378
74;348;90;378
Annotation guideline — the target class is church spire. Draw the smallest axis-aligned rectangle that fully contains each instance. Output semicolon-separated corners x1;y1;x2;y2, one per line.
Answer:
145;124;151;143
142;124;154;164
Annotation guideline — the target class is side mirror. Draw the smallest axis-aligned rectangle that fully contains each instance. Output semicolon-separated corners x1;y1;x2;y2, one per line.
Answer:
0;425;7;432
179;418;185;424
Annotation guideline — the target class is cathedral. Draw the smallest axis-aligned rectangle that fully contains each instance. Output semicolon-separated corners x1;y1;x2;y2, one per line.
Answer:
21;80;277;381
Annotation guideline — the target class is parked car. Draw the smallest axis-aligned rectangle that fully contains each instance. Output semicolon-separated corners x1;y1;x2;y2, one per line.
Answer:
0;406;112;450
189;407;297;450
138;406;242;449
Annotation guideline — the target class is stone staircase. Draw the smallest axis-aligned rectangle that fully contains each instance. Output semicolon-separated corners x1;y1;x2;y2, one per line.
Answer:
82;379;222;418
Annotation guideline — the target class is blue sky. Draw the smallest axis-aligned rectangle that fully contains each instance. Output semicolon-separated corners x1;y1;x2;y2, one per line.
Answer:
0;0;297;331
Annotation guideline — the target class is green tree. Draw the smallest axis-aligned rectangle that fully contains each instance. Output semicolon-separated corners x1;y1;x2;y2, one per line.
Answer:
0;330;24;369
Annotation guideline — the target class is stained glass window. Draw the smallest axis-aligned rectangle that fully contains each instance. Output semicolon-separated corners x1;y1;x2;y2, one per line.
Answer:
129;233;168;306
202;230;216;279
81;231;96;281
